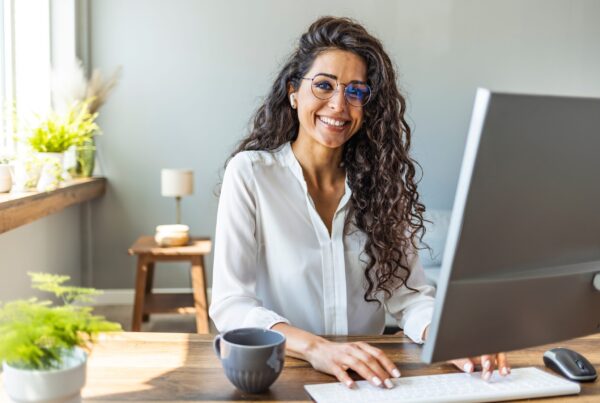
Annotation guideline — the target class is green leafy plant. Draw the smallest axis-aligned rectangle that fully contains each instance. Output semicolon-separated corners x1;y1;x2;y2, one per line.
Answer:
28;99;100;153
0;272;121;370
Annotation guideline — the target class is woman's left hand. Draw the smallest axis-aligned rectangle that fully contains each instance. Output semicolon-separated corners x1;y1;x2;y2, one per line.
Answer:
450;353;511;380
421;326;511;380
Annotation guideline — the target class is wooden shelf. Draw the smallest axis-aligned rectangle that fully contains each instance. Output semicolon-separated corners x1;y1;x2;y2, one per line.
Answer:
0;177;106;234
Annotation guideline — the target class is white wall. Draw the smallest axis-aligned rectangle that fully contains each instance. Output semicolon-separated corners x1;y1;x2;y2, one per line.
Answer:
87;0;600;289
0;206;82;300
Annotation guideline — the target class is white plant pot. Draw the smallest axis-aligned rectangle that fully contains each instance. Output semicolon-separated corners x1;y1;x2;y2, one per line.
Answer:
36;152;64;192
2;347;87;403
0;164;11;192
10;157;42;192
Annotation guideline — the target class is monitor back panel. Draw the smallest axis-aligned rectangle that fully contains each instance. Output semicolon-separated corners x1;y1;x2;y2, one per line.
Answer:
423;89;600;363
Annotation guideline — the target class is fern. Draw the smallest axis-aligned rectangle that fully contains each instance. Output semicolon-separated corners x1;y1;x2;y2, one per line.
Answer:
30;272;103;305
0;273;121;370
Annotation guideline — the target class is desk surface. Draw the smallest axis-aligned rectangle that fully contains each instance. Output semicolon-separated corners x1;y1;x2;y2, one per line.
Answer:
2;332;598;402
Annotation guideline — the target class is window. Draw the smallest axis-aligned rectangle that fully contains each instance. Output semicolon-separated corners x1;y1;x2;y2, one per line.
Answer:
0;0;69;156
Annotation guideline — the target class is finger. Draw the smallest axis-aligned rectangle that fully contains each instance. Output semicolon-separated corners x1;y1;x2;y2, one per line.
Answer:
333;366;356;389
356;342;401;379
342;353;386;388
450;358;475;373
496;352;511;376
347;345;393;388
480;354;495;381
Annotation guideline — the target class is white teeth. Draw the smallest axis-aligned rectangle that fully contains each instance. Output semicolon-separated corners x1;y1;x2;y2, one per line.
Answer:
319;116;347;127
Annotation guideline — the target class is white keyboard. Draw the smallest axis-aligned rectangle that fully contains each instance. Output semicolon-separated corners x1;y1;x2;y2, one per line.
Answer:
304;367;580;403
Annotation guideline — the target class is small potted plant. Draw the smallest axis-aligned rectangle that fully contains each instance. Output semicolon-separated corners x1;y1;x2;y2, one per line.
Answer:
52;59;121;178
0;272;121;403
28;100;99;191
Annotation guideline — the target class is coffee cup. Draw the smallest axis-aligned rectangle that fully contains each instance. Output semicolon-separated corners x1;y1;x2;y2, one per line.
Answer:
213;327;286;393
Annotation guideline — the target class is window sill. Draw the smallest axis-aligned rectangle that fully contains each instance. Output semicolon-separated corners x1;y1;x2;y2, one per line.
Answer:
0;177;106;234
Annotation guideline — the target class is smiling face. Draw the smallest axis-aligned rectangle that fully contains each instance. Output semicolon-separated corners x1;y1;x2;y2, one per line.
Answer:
290;49;367;150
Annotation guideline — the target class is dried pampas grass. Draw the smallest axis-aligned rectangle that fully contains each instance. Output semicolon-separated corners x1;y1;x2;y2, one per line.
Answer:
51;59;121;114
86;66;122;114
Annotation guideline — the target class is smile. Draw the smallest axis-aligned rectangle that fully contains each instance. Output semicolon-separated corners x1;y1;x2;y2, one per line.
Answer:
318;116;350;128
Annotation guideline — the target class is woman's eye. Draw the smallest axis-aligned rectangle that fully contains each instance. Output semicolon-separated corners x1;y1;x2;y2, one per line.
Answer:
314;81;334;91
347;87;364;99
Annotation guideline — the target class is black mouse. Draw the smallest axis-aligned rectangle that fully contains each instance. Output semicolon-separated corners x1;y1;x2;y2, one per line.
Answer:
543;347;597;382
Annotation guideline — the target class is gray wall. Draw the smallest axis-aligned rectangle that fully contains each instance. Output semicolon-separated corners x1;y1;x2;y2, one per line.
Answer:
88;0;600;289
0;206;82;300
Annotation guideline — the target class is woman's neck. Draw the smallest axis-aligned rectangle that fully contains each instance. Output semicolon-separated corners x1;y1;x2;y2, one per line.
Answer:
291;134;345;189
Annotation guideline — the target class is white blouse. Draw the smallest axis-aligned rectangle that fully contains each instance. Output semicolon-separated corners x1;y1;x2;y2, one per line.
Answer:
209;142;435;343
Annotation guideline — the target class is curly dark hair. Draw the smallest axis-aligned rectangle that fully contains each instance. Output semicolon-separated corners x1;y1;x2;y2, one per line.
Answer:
228;16;427;303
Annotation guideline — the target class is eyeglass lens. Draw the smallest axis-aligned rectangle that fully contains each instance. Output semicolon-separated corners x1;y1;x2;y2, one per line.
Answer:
310;74;371;106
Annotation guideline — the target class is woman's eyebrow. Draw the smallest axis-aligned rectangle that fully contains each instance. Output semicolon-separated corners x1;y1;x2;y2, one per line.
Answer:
314;72;338;80
314;72;367;85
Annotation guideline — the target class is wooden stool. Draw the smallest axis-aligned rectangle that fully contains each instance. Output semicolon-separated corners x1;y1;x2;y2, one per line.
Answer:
128;236;212;333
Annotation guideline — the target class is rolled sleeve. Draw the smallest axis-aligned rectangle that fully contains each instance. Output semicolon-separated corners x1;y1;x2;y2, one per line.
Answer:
244;307;291;330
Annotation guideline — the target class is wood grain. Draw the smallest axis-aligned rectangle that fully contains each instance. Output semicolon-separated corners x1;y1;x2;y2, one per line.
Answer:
0;177;106;234
3;331;596;402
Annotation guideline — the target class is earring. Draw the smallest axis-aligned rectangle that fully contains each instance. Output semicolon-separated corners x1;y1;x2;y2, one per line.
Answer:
290;94;297;109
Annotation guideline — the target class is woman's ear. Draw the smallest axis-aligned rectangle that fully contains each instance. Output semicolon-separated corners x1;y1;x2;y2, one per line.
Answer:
287;84;297;109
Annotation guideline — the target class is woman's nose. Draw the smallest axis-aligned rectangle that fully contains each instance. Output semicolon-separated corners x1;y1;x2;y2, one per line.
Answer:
328;86;347;111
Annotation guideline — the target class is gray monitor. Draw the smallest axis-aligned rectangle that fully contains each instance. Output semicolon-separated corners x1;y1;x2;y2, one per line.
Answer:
422;88;600;363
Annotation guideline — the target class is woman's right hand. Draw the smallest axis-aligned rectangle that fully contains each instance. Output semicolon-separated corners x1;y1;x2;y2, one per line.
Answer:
305;339;401;389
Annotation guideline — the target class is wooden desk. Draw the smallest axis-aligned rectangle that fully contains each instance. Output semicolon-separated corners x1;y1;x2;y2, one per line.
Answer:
4;332;595;402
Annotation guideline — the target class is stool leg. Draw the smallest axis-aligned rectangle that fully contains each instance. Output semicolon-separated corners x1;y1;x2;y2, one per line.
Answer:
191;255;210;334
132;255;149;332
142;262;155;322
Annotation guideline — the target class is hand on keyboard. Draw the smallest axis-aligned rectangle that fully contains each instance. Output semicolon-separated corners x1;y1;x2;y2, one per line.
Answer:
450;353;511;380
305;339;401;390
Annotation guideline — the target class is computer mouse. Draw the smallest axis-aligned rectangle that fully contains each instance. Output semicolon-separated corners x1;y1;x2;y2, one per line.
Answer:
543;347;597;382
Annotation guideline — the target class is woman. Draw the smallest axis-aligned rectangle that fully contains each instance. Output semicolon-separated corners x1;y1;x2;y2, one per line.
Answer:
209;16;510;389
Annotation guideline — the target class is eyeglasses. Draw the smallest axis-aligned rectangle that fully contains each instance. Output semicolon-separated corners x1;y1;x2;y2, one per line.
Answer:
301;74;372;107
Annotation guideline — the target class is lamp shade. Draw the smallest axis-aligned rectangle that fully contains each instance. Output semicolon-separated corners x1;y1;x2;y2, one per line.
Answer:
161;169;194;197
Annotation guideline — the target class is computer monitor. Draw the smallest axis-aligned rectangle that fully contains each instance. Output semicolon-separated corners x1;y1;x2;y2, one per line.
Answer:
422;88;600;363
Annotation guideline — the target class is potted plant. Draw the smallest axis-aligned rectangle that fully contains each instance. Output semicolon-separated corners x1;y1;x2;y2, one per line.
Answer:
52;60;121;178
28;100;99;191
0;272;121;403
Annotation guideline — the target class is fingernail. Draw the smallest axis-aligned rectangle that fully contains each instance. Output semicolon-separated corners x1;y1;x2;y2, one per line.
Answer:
372;376;382;386
345;380;355;388
483;371;491;381
384;378;394;389
483;360;491;370
463;362;473;372
392;368;401;378
501;367;508;376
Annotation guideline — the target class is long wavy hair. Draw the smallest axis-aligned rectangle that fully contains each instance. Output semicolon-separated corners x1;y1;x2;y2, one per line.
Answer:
228;16;427;303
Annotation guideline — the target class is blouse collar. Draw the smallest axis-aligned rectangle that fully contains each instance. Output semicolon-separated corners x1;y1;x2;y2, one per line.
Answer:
279;142;352;212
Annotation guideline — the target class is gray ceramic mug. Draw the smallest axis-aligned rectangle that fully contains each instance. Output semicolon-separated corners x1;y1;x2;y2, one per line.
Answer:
213;327;286;393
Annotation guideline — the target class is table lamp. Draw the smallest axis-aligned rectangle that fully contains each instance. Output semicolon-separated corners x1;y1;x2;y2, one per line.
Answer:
161;168;194;224
157;169;193;247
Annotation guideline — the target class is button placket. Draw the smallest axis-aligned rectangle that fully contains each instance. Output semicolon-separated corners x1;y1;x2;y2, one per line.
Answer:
284;142;352;335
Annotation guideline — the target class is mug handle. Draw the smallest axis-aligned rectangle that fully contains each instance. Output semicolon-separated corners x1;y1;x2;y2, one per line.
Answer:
213;334;222;359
